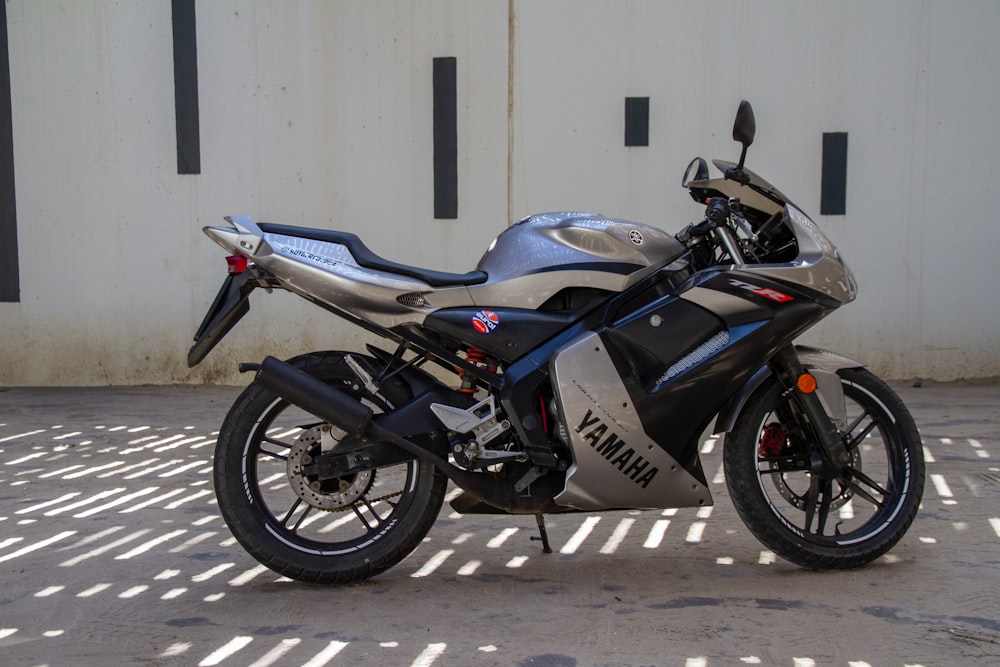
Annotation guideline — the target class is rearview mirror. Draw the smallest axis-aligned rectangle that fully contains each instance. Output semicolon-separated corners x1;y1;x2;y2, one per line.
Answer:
682;157;710;187
726;100;756;183
733;100;756;147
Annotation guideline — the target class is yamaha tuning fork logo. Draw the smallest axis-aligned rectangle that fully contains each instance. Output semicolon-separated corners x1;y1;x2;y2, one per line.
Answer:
472;310;500;334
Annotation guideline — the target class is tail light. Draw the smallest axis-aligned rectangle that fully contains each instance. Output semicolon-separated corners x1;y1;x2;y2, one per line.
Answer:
226;255;249;274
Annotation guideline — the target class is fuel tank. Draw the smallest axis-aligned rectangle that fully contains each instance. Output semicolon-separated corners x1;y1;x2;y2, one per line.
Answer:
466;212;685;309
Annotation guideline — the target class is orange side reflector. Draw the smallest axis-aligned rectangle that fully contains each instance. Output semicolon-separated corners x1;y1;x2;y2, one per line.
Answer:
796;373;818;394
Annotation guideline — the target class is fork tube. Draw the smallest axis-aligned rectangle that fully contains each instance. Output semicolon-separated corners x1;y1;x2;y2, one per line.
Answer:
714;225;745;266
770;346;849;474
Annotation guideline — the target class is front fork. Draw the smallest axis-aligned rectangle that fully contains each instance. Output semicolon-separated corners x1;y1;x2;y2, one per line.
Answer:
770;346;850;476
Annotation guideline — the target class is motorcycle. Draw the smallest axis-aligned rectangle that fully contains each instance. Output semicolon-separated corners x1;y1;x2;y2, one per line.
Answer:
189;101;924;583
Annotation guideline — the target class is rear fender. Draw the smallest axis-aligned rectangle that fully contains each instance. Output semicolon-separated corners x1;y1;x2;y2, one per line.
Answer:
713;345;864;434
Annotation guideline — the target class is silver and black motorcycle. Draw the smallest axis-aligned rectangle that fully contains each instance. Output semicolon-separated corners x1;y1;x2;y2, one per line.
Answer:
189;101;924;583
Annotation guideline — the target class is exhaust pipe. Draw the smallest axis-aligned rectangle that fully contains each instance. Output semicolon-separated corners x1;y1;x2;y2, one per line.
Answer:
254;356;562;514
256;356;375;437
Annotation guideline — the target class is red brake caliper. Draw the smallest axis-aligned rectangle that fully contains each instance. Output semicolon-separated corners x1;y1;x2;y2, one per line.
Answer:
758;423;787;457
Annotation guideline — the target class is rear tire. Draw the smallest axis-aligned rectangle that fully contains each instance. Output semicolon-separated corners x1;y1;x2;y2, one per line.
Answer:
724;368;924;569
213;351;447;584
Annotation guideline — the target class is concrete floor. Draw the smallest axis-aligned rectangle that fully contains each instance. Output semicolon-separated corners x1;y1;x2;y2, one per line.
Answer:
1;380;999;666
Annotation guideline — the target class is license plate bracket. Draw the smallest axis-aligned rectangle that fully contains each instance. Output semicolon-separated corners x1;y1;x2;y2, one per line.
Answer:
187;271;257;367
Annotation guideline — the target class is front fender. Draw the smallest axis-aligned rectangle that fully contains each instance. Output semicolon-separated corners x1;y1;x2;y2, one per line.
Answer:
713;345;865;434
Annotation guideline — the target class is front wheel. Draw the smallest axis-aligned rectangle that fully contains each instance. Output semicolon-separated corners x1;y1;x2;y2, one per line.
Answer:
724;368;924;569
213;351;447;584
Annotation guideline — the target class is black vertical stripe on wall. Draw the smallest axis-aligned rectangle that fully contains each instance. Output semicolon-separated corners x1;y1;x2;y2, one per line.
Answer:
433;57;458;219
624;97;649;147
172;0;200;175
821;132;848;215
0;0;18;302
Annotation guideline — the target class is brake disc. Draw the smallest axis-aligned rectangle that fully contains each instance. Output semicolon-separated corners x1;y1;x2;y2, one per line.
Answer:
762;424;860;511
286;426;375;510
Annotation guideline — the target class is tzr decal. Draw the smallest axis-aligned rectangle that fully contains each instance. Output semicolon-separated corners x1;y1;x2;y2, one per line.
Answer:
472;310;499;334
729;279;794;303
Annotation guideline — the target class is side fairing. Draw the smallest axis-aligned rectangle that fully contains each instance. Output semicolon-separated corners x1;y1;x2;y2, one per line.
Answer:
423;307;577;363
548;265;835;511
550;332;713;511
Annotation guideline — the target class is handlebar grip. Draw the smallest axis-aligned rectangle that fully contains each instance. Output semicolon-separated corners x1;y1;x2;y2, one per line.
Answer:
706;197;730;223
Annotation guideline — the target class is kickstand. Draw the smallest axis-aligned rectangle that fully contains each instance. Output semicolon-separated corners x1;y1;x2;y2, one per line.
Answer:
531;513;553;553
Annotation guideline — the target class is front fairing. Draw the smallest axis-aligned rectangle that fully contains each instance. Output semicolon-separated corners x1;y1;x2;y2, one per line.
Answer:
684;160;857;306
683;161;789;217
750;204;858;306
710;160;795;207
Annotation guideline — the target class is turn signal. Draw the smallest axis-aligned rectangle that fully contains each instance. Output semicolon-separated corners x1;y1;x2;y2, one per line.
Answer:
226;255;249;274
796;372;818;394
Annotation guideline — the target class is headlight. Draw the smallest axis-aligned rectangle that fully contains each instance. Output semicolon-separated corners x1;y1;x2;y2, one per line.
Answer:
786;204;835;256
842;256;859;301
785;204;857;303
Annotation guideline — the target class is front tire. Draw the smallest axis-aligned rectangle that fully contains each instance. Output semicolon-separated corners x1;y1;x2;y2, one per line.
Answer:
724;368;924;569
213;351;447;584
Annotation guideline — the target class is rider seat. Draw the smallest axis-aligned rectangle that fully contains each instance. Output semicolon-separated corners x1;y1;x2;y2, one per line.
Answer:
258;222;488;288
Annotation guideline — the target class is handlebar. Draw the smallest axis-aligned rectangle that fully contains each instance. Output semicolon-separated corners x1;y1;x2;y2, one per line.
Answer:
678;196;746;265
678;195;793;270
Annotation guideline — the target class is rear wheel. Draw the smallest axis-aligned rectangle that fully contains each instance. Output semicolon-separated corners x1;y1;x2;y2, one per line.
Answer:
213;351;447;584
724;368;924;569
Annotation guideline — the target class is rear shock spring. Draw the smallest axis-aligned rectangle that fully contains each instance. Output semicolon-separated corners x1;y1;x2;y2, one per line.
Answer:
458;347;496;394
465;347;488;366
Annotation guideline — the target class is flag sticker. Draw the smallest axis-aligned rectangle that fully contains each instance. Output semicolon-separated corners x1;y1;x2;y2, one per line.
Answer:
472;310;499;334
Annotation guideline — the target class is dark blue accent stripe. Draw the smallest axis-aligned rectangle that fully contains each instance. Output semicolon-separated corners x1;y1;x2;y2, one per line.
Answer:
529;262;645;277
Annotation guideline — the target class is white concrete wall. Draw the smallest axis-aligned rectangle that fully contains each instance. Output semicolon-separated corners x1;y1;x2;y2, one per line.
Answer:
1;0;997;385
0;0;509;384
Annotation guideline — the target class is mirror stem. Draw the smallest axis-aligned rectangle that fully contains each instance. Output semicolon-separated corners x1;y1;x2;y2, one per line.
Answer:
726;146;751;184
